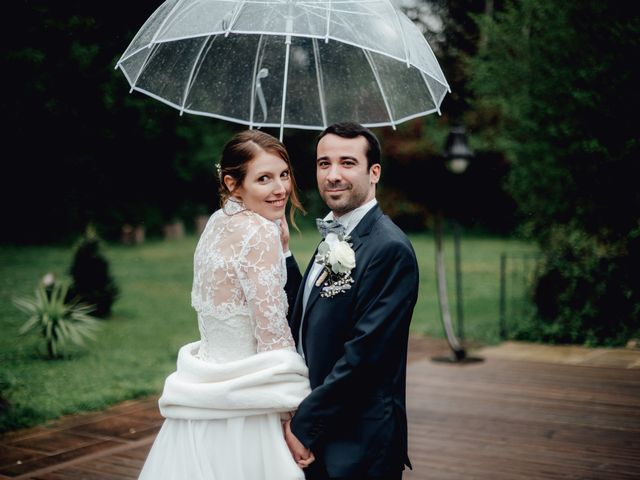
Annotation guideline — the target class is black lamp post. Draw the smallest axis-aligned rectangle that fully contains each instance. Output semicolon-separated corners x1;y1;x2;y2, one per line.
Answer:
432;126;481;363
445;126;473;342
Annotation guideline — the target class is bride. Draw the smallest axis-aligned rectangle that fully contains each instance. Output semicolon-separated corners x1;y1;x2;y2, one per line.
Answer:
139;130;312;479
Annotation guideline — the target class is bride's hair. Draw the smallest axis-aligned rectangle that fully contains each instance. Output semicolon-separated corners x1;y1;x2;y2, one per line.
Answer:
218;130;305;228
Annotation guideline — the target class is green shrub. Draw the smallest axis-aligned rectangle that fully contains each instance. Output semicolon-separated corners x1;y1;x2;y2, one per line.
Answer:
0;371;10;415
518;226;640;346
0;371;44;433
14;279;101;358
69;230;119;317
0;369;44;433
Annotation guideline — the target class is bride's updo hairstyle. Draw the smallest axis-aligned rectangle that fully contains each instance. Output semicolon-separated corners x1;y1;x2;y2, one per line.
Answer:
218;130;305;228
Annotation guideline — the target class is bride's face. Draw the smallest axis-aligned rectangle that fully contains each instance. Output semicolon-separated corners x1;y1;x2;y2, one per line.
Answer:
232;151;291;221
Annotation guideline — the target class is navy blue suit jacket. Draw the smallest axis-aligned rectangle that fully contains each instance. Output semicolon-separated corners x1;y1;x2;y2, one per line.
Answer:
285;205;419;478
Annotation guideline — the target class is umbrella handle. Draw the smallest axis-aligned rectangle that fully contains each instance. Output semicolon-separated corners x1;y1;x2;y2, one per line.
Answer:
255;68;269;123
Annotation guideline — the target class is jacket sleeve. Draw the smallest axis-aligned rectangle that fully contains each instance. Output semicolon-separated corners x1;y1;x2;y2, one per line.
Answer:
290;239;418;449
284;254;302;325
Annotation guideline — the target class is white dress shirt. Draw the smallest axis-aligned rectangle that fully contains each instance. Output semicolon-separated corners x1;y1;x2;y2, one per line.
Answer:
298;198;378;358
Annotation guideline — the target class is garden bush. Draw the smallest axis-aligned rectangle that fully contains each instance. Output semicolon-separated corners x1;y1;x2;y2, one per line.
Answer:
517;226;640;346
0;370;44;433
0;371;10;415
69;231;119;317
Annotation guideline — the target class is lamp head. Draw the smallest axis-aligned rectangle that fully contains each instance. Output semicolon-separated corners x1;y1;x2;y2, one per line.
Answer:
444;126;474;174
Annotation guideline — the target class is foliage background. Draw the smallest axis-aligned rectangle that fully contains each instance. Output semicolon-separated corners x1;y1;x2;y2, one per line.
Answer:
1;0;639;435
1;0;517;244
468;0;640;344
1;1;638;347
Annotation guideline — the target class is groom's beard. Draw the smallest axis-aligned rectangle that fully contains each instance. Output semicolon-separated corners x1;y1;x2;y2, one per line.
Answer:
320;181;367;216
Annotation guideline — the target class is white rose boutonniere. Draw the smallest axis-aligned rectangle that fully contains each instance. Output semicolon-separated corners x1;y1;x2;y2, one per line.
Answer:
315;233;356;298
329;240;356;273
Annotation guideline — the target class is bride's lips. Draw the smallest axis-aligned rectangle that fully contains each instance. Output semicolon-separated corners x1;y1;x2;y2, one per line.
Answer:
266;198;286;208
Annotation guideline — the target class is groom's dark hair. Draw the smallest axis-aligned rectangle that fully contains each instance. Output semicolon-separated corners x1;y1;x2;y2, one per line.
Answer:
316;122;381;169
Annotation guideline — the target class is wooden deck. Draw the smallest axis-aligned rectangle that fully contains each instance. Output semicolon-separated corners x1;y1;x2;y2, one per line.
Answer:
2;338;639;479
404;356;640;480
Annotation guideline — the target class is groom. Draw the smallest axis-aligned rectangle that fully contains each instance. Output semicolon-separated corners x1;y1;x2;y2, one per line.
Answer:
284;122;419;480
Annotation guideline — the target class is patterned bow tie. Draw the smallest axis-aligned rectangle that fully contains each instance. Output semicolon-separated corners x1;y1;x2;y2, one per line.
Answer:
316;218;346;238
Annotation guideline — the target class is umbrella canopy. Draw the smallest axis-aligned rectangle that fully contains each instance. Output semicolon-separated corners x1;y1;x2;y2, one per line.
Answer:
116;0;450;138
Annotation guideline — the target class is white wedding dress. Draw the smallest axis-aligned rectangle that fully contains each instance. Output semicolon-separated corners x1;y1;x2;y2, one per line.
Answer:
139;200;310;480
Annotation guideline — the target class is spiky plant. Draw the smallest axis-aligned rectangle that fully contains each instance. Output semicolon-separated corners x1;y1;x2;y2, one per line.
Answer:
14;280;101;359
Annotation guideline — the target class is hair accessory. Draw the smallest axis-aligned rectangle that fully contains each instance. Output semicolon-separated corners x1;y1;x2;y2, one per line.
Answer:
215;162;222;177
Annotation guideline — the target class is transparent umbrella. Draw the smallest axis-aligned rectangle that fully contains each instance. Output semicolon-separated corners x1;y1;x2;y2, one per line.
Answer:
116;0;450;139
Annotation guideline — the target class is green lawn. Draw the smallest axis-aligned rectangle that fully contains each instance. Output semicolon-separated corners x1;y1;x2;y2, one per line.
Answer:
290;232;537;341
0;231;534;431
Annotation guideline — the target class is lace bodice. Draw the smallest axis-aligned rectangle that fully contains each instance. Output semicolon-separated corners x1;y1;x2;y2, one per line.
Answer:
191;199;296;362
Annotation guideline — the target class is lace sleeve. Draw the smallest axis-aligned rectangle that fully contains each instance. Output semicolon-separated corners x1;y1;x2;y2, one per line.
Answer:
237;220;296;353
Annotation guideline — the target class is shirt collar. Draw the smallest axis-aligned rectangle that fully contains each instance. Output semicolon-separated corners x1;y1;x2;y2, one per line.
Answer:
325;198;378;235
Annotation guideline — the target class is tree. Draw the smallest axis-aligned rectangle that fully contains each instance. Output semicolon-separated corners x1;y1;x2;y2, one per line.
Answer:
2;1;233;243
470;0;640;344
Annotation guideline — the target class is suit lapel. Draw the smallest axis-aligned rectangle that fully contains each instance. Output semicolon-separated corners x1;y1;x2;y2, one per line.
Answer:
303;269;324;317
346;204;383;253
303;205;384;319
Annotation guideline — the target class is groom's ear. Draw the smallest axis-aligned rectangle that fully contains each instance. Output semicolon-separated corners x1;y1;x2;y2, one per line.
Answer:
369;163;381;185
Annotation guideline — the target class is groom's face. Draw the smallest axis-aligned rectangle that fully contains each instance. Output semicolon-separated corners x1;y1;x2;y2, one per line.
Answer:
316;134;381;217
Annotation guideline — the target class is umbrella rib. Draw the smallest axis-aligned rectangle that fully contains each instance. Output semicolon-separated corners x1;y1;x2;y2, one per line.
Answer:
116;0;171;68
129;43;160;92
279;8;295;141
363;50;395;129
225;0;247;37
250;35;266;129
421;71;441;115
311;5;378;17
150;0;188;45
180;35;216;115
325;0;332;42
391;4;410;67
312;38;328;128
279;37;292;141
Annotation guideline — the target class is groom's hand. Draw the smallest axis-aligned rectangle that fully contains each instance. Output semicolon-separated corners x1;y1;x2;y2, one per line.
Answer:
284;420;315;468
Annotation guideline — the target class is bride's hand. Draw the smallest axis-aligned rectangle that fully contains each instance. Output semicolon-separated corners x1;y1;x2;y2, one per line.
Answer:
283;419;314;468
297;451;315;468
277;215;290;253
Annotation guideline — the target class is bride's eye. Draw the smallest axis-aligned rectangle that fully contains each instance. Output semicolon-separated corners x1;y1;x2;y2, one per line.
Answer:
257;175;270;183
281;171;290;179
